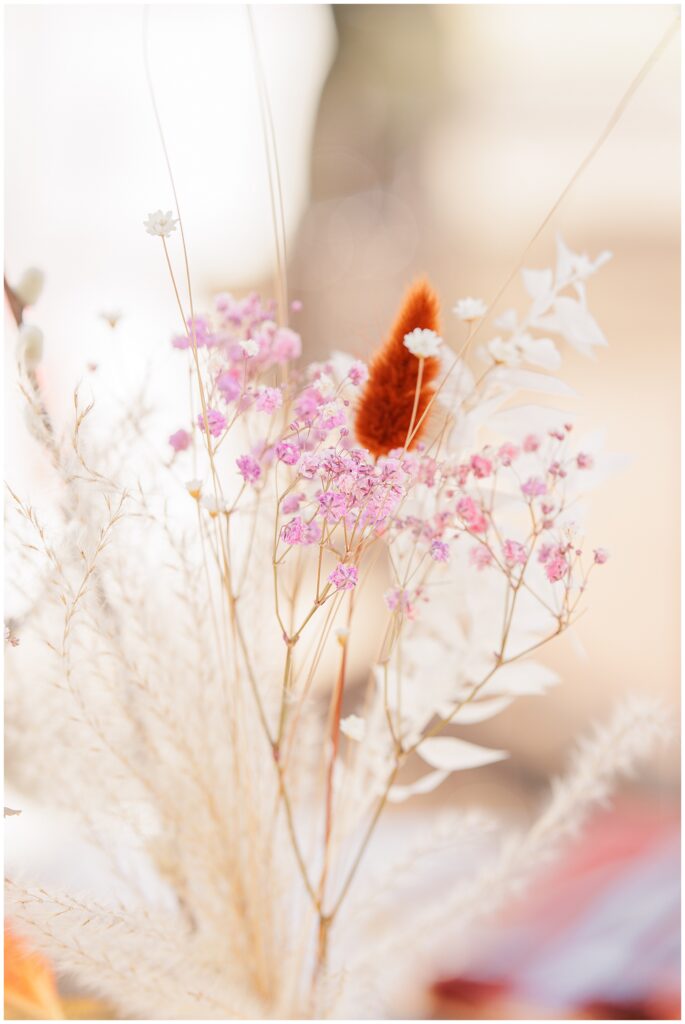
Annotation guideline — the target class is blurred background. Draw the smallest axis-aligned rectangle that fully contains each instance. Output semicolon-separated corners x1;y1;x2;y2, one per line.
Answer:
4;4;680;1019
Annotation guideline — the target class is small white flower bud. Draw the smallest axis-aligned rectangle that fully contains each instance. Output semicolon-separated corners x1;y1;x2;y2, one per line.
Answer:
239;339;259;358
403;328;442;359
453;297;487;322
17;324;44;369
201;493;226;517
315;373;335;397
15;267;45;307
144;210;178;238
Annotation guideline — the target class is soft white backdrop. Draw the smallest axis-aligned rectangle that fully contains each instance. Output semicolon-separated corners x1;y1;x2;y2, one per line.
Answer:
5;4;335;492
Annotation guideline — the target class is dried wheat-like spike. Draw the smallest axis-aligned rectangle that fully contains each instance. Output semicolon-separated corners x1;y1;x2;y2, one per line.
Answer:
354;279;442;457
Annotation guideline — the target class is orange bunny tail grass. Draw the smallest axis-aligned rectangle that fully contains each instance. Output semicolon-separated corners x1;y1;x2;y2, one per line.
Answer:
354;279;442;458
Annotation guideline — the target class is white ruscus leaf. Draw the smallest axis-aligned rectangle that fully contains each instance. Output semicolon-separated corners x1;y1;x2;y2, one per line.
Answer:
417;736;508;772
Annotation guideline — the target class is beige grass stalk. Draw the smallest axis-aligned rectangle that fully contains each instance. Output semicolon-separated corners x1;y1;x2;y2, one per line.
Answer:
246;5;289;327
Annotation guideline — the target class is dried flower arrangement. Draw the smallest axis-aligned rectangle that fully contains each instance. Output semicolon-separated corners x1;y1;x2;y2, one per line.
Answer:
4;16;676;1021
4;228;670;1017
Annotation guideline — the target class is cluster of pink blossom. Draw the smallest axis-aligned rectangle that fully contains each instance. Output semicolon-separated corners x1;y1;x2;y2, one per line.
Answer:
265;414;606;615
167;293;607;623
449;427;604;583
384;585;426;621
371;425;609;619
275;446;413;553
170;293;300;364
168;294;304;450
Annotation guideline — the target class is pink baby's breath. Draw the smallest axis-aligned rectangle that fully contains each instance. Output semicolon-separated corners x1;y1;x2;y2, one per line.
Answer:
498;442;520;466
255;386;283;414
197;409;226;438
521;476;547;497
430;539;450;563
303;521;322;545
317;491;347;522
275;441;301;466
296;388;322;419
456;496;488;534
348;360;369;386
282;493;305;514
217;371;241;403
299;453;322;479
318;402;346;431
281;517;306;545
236;454;261;484
187;316;213;347
546;555;568;582
470;454;493;479
168;428;191;452
272;327;302;363
329;563;358;591
503;539;527;566
384;587;417;619
469;546;493;570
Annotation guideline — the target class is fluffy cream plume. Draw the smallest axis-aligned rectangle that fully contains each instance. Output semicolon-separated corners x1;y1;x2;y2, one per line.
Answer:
5;882;265;1019
6;390;310;1017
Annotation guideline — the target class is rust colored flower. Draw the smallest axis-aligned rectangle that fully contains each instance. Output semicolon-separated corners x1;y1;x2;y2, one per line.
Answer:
354;279;442;457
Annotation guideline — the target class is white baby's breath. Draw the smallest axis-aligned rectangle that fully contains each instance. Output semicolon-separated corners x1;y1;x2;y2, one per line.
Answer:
487;336;521;367
315;373;336;397
144;209;178;238
453;297;487;321
239;339;259;358
201;494;226;517
319;401;342;422
403;327;442;359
